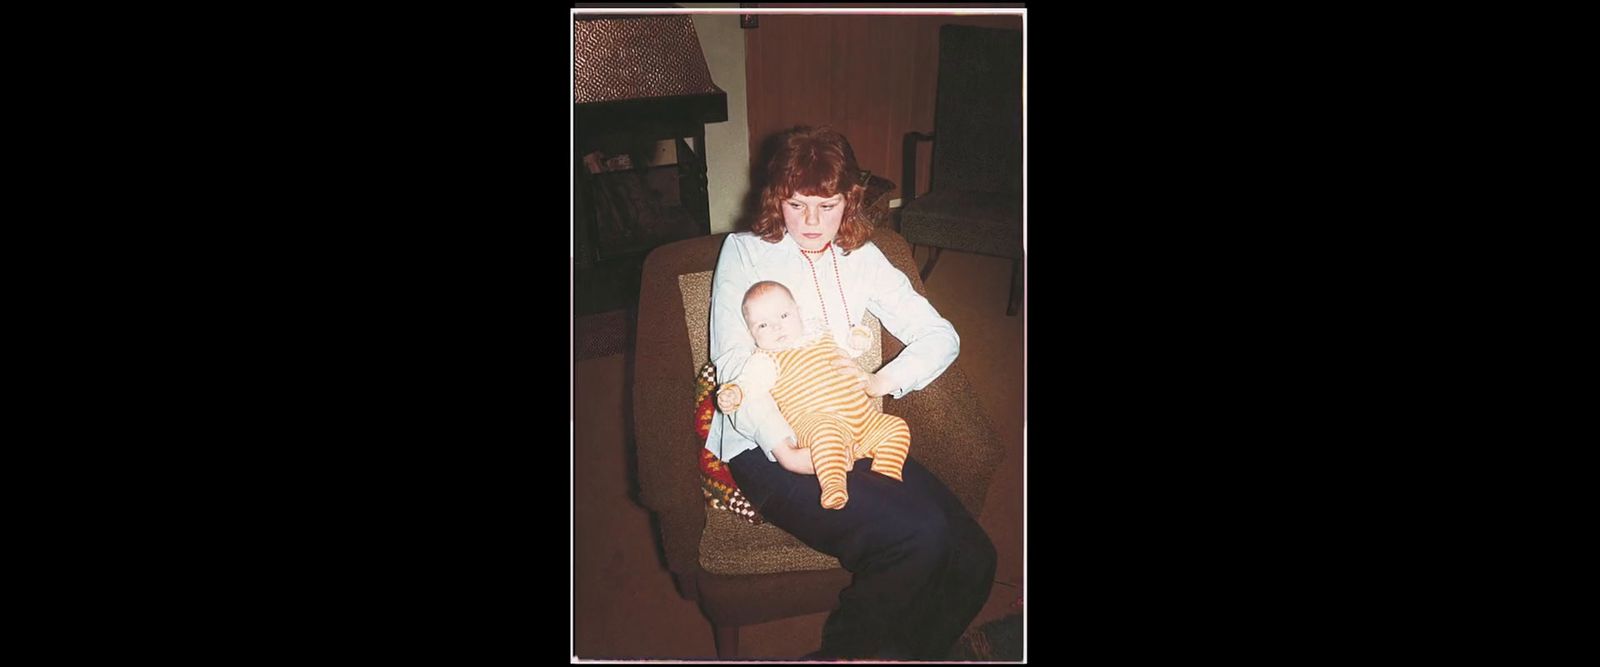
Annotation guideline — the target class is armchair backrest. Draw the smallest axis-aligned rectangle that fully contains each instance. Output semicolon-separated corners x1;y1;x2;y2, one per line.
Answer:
930;24;1023;196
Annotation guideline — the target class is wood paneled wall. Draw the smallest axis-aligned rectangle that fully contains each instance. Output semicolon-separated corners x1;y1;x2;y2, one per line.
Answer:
744;13;1022;201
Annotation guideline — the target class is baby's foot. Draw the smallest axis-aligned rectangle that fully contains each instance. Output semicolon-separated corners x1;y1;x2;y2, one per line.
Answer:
820;483;849;510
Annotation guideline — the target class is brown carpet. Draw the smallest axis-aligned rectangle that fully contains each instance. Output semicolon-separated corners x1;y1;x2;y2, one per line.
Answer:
573;247;1024;660
953;609;1024;661
573;308;631;362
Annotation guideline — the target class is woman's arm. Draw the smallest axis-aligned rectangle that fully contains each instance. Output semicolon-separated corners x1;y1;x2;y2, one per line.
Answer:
862;244;960;398
720;354;797;451
769;436;815;475
710;235;799;454
728;390;797;453
710;235;758;384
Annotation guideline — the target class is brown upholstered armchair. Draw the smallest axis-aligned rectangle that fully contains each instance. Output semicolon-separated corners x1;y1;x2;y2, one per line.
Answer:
632;227;1005;659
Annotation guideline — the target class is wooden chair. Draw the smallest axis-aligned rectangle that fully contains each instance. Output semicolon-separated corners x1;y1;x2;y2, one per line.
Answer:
900;24;1024;316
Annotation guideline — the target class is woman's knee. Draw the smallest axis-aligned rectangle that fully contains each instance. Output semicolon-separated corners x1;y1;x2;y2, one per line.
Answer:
968;526;998;580
896;510;955;563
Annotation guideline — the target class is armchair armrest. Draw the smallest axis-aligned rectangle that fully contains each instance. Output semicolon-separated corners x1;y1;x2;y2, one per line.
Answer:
633;372;710;598
865;228;1002;515
901;131;935;207
632;241;723;596
884;363;1005;516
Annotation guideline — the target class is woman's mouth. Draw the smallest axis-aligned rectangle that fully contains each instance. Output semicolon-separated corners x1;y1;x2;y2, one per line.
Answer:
803;233;822;239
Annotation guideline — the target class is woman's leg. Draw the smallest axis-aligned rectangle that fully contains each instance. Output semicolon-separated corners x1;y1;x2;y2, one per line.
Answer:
892;458;999;658
727;450;997;659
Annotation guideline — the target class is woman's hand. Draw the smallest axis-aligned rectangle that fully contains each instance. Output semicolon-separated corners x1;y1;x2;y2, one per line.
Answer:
830;353;894;398
771;437;815;475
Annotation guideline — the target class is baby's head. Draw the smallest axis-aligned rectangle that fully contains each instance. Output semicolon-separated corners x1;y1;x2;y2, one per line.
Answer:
742;281;806;350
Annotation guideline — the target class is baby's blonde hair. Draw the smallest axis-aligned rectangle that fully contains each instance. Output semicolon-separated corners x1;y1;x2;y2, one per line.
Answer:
741;280;794;320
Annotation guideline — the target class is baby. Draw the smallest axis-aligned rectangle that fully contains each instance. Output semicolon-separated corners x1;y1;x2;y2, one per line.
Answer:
716;280;909;510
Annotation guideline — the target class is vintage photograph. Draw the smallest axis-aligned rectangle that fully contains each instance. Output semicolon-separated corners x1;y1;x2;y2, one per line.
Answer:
572;5;1025;661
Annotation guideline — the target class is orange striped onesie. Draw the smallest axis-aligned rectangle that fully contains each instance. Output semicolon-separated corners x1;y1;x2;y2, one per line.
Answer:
757;331;911;510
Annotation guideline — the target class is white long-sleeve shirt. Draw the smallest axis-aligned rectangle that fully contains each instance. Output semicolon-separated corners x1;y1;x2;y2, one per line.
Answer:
705;231;960;463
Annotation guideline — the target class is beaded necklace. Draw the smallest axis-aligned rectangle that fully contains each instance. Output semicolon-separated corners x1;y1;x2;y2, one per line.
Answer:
798;242;851;329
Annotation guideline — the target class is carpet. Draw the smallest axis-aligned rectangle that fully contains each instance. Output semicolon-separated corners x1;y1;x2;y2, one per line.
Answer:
574;309;631;361
951;612;1023;661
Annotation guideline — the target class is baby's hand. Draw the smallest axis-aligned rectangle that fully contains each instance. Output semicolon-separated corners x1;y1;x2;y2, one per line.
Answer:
846;325;873;357
716;384;744;413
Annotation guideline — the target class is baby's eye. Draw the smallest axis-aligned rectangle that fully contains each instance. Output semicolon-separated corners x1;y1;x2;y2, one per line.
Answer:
758;323;766;328
781;313;788;319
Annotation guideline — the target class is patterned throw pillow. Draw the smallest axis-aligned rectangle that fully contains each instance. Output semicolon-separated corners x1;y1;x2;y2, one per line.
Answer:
696;361;762;524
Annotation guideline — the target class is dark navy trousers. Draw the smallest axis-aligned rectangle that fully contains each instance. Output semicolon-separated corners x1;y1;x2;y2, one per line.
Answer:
727;449;997;659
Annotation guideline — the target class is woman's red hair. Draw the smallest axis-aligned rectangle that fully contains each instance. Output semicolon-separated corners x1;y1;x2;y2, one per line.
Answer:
750;126;871;253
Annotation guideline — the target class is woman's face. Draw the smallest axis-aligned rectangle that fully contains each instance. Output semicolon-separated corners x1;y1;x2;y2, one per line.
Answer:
782;192;844;251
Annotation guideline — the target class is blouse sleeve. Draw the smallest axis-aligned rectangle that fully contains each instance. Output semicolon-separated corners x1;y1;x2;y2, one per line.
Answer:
710;235;758;386
862;243;960;399
709;235;797;455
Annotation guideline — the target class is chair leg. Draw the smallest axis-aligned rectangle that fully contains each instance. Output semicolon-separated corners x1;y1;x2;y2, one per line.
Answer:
1007;257;1022;316
919;246;943;284
714;623;739;659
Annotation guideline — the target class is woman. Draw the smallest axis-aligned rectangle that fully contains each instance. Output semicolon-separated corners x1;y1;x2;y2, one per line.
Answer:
705;125;997;659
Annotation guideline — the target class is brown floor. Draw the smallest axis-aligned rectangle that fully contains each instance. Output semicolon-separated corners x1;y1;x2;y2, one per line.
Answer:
573;247;1024;660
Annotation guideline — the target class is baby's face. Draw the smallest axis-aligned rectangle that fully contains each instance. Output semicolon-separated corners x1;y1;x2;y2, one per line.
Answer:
744;290;806;350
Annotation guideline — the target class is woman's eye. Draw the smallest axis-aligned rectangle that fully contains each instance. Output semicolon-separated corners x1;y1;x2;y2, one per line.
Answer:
822;205;836;211
788;202;801;209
